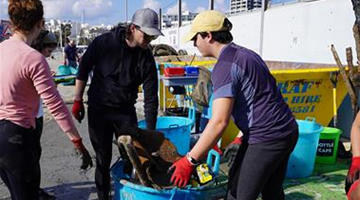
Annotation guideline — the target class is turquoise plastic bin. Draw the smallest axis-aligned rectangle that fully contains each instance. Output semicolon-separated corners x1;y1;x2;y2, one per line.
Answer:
56;65;77;85
286;117;323;178
111;150;227;200
138;116;193;155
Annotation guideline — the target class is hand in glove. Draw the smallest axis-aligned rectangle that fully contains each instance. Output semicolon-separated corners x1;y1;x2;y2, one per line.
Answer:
72;138;93;170
346;157;360;193
169;155;195;188
72;100;85;123
223;137;242;167
347;179;360;200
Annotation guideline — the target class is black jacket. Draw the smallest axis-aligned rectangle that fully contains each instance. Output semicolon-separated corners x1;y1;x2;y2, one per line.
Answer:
77;26;158;130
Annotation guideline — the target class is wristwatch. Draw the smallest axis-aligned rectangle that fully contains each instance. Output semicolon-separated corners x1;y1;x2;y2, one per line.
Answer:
186;153;199;166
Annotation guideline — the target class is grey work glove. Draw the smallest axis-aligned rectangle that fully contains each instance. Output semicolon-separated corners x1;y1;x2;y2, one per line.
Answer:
223;137;242;167
72;138;93;170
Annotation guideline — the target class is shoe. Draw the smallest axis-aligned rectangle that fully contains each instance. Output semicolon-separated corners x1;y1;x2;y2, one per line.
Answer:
39;188;56;200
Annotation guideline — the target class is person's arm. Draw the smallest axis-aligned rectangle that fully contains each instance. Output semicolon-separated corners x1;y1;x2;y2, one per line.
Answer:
169;97;233;187
349;180;360;200
29;52;76;135
75;38;98;100
30;52;92;169
189;97;234;161
142;52;158;130
351;111;360;157
72;39;98;122
347;111;360;193
74;80;86;101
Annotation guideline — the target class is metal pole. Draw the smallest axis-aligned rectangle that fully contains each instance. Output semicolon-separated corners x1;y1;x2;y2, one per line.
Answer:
259;0;266;56
159;8;162;30
209;0;214;10
59;22;63;51
80;10;84;44
178;0;182;27
125;0;128;23
58;2;63;51
75;21;78;45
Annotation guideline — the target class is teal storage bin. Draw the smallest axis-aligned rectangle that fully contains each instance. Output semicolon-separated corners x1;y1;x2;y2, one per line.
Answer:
56;65;77;85
138;116;193;155
286;117;323;178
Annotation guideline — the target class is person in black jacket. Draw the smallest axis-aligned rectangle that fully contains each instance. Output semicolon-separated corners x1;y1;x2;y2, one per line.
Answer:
72;8;162;200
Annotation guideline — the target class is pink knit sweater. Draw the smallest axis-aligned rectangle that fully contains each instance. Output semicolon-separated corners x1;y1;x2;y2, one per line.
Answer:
0;38;75;132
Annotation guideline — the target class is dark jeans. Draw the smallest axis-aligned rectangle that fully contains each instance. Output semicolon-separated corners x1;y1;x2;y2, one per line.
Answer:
35;117;44;162
226;130;299;200
0;120;40;200
88;104;137;200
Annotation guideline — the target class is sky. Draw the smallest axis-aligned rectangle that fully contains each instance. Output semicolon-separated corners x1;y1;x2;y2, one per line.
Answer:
0;0;231;26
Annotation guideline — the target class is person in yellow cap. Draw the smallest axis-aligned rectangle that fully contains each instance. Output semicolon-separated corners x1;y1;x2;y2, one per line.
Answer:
169;10;299;200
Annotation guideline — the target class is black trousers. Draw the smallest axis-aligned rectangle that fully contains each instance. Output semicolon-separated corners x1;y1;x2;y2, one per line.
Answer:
88;104;137;200
0;120;40;200
34;117;44;162
226;130;299;200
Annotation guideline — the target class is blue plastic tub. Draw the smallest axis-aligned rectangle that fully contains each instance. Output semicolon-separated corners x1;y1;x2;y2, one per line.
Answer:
286;117;323;178
138;116;193;155
111;150;227;200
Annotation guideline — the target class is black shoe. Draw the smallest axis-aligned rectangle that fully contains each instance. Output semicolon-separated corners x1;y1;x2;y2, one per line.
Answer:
39;188;56;200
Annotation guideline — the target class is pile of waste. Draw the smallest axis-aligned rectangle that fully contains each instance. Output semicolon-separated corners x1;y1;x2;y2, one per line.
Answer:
111;126;228;199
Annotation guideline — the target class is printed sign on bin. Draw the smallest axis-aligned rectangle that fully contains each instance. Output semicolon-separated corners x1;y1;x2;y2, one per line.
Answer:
317;139;334;156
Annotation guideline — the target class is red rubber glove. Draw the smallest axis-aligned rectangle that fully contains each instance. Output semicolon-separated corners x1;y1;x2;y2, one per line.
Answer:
169;156;195;188
345;156;360;189
72;100;85;123
71;138;93;170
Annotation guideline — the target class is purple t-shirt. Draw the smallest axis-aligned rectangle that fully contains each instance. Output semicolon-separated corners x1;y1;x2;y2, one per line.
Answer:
212;43;297;144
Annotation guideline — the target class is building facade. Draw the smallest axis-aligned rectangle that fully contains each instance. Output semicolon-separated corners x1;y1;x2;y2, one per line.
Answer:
229;0;262;14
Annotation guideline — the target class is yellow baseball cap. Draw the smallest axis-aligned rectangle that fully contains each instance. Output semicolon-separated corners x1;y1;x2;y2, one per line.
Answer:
182;10;229;43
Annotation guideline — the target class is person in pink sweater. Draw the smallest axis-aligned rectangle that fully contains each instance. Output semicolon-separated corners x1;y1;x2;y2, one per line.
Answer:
0;0;92;199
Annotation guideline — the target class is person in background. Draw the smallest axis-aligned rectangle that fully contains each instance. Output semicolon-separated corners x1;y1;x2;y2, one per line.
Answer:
346;111;360;200
0;0;92;199
31;29;58;200
72;8;162;200
170;10;298;200
64;39;79;68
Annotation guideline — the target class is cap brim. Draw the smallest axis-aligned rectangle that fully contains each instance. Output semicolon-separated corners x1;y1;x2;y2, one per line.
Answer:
182;31;197;44
140;27;164;36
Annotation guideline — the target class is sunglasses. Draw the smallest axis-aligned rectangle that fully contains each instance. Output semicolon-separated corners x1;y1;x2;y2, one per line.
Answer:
135;26;158;41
